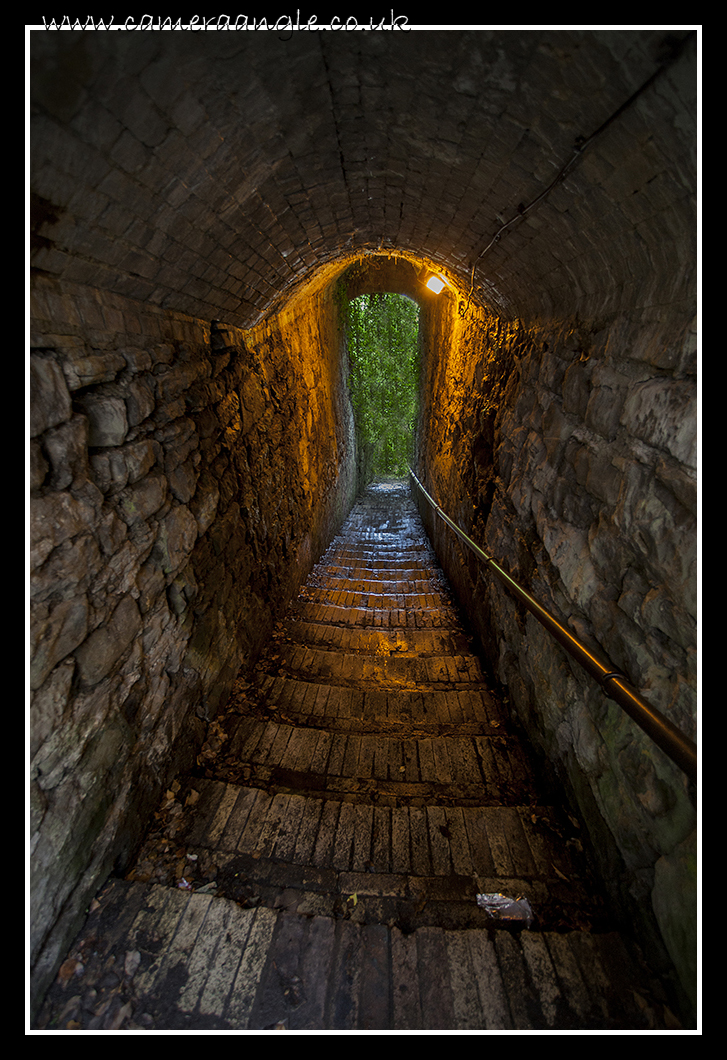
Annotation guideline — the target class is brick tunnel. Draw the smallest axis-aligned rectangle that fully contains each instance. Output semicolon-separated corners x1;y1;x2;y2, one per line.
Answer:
28;28;699;1030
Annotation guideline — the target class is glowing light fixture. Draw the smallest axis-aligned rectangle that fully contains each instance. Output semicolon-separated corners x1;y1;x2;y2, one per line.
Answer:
426;273;446;293
419;267;448;294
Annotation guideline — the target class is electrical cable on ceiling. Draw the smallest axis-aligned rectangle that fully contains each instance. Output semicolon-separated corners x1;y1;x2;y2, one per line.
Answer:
460;31;696;318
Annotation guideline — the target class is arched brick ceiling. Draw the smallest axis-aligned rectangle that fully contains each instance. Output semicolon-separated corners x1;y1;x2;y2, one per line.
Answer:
29;28;697;330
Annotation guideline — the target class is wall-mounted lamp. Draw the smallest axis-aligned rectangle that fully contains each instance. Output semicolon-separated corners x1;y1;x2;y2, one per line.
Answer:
418;267;448;294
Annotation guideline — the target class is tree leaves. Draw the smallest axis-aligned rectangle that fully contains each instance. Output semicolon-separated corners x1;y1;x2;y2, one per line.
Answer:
346;293;420;476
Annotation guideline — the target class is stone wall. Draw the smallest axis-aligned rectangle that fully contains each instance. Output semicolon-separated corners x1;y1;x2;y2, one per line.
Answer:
29;272;357;1008
414;290;697;1017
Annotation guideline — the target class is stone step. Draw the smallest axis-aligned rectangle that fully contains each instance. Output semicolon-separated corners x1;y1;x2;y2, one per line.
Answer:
314;576;448;595
261;642;488;688
279;619;475;657
300;584;454;612
293;600;463;628
211;715;538;804
324;564;440;580
34;879;672;1031
150;846;597;937
325;545;434;562
253;676;507;728
180;778;586;885
323;556;436;572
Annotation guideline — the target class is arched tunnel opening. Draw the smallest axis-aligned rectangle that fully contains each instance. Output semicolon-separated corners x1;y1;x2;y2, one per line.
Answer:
28;28;699;1030
345;289;420;481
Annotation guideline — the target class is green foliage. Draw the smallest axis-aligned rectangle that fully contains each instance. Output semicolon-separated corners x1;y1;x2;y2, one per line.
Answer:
346;292;420;477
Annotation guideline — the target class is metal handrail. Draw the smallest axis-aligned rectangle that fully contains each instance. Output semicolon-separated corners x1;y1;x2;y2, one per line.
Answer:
409;469;697;784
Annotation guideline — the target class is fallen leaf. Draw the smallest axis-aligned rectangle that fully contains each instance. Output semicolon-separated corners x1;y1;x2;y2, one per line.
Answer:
57;958;83;986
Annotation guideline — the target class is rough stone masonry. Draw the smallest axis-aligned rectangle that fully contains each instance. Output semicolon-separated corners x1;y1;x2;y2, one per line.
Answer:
29;28;698;1020
29;271;358;1007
